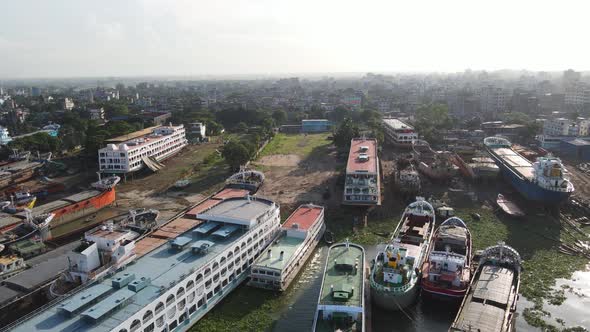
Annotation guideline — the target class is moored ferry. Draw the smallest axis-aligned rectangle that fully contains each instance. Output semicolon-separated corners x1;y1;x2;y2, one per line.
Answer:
313;240;365;332
484;136;574;203
249;203;325;291
450;242;521;332
6;195;281;332
421;217;472;299
370;197;435;310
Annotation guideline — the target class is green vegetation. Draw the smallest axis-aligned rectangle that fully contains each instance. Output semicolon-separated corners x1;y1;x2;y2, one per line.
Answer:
222;141;252;171
8;132;60;153
414;103;452;144
333;118;360;150
258;133;332;158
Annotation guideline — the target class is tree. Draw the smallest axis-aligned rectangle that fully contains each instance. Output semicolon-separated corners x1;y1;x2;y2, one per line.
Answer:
414;104;452;144
504;112;531;125
222;141;251;171
272;110;287;125
206;120;223;136
328;106;352;124
235;122;248;133
333;118;360;149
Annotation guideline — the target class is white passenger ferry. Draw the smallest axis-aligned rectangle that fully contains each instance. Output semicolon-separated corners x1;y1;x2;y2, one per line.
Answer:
249;203;325;291
6;195;280;332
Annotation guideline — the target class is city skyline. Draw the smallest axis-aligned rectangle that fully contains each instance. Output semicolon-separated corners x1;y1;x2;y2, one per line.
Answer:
1;0;590;79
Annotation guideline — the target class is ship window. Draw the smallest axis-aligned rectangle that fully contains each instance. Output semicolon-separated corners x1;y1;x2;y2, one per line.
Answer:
188;291;195;303
228;262;234;270
227;251;233;260
247;237;252;244
155;302;164;314
176;287;185;298
212;262;219;271
222;279;228;287
166;307;176;319
189;304;196;315
204;268;211;277
177;299;186;311
142;310;153;324
241;242;246;249
119;330;127;332
130;319;141;332
221;267;227;276
155;316;164;328
168;320;178;330
195;273;203;283
241;252;246;259
234;246;240;253
214;285;221;294
186;280;194;290
197;298;204;308
213;273;220;283
165;294;175;307
207;291;213;300
220;257;226;266
143;323;154;332
205;279;212;289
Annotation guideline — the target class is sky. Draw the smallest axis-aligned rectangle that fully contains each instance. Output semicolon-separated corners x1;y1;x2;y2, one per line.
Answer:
1;0;589;78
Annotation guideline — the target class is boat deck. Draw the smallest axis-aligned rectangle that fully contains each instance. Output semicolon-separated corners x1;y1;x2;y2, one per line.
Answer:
253;235;303;271
453;265;515;331
318;244;364;308
491;147;534;180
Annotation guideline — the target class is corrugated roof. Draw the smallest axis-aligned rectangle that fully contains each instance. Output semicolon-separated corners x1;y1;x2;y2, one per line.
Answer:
346;138;378;173
283;204;323;231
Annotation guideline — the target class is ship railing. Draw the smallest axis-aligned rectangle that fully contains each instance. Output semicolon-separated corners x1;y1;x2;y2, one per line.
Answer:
369;278;414;293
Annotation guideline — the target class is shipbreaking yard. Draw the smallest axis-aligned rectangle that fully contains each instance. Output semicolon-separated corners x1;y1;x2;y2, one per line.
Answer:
2;133;590;332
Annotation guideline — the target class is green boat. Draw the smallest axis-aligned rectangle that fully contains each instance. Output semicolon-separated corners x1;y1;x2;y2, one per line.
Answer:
313;240;365;332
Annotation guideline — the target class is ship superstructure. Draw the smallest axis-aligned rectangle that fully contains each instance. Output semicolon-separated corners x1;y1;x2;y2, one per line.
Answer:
249;203;325;291
7;195;281;332
484;136;574;202
343;138;381;206
370;197;435;310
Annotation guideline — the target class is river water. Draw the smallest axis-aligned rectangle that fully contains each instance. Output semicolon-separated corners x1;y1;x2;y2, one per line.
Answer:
268;245;589;332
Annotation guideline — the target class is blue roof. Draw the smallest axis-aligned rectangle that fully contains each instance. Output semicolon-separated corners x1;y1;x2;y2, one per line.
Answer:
170;236;192;248
58;284;112;315
212;225;239;238
191;240;215;252
193;221;219;235
81;289;136;321
10;197;275;332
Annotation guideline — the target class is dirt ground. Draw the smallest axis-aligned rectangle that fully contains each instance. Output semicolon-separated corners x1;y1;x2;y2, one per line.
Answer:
565;162;590;200
253;145;342;212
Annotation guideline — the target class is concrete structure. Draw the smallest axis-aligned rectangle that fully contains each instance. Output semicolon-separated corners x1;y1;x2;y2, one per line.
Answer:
138;111;172;126
343;138;381;205
188;122;206;138
382;118;418;147
480;86;508;118
565;82;590;109
559;139;590;161
89;108;105;121
0;126;12;145
543;118;590;137
98;124;187;173
63;98;75;111
301;119;331;133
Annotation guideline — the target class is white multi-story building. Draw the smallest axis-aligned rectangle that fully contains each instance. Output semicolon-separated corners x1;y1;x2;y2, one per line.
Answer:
543;118;573;136
0;126;13;145
188;122;206;138
382;118;418;147
98;125;187;173
89;108;105;121
63;98;75;110
480;86;508;117
565;82;590;107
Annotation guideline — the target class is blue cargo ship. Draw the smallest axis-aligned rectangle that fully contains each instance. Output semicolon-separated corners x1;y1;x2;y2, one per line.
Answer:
484;137;574;203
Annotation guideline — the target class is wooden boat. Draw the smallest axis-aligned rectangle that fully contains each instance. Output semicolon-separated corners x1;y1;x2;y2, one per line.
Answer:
496;194;525;217
421;217;471;299
450;242;521;332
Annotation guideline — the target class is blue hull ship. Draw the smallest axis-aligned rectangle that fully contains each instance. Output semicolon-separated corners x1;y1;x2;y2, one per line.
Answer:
484;137;574;204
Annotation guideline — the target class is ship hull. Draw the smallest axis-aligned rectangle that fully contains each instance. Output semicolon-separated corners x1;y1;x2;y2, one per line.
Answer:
370;280;419;310
48;189;116;228
489;153;572;203
420;281;466;299
418;162;454;180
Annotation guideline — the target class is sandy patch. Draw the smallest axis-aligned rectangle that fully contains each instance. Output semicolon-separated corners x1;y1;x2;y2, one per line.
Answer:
257;154;302;167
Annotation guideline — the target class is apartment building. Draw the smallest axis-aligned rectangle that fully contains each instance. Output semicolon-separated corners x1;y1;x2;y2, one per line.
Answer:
98;124;187;173
382;118;418;147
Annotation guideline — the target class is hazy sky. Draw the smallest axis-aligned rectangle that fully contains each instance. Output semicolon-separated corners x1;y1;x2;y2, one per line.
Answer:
1;0;589;78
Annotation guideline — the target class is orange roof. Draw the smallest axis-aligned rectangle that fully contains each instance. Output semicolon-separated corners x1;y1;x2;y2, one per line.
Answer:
282;205;324;231
160;217;202;235
134;237;167;257
212;188;250;200
186;199;221;219
346;138;378;173
151;229;178;239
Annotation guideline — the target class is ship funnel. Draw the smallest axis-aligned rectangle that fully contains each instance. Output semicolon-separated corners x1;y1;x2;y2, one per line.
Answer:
279;251;284;261
267;249;272;259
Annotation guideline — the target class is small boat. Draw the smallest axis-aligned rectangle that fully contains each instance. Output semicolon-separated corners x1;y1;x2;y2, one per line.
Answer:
249;204;325;291
0;212;55;245
450;242;521;332
313;240;365;332
496;194;525;217
225;168;265;193
421;217;472;299
91;174;121;190
395;165;421;195
324;230;335;245
174;179;191;188
370;197;436;310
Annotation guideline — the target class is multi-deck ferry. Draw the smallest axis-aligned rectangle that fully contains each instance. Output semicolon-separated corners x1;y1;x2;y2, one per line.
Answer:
450;242;521;332
249;203;325;291
370;197;435;310
484;136;574;203
313;240;365;332
6;195;281;332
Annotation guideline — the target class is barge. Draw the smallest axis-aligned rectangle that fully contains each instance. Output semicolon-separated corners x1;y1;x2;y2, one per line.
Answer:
249;203;325;291
484;136;574;203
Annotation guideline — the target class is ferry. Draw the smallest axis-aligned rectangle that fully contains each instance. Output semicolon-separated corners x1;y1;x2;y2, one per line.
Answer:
249;203;325;291
6;195;281;332
370;197;435;310
313;240;365;332
450;242;521;332
484;136;574;203
421;217;472;299
395;165;421;196
413;140;456;180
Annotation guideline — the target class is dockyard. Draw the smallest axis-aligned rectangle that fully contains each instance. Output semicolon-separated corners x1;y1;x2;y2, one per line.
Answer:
1;131;590;332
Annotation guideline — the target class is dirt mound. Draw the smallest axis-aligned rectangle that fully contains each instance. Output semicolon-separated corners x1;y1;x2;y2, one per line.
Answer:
257;154;302;167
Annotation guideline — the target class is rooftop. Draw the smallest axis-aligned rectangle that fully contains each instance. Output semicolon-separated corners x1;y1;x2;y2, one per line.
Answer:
10;197;277;332
104;126;159;143
282;204;323;231
197;197;274;227
382;118;414;131
346;138;378;174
